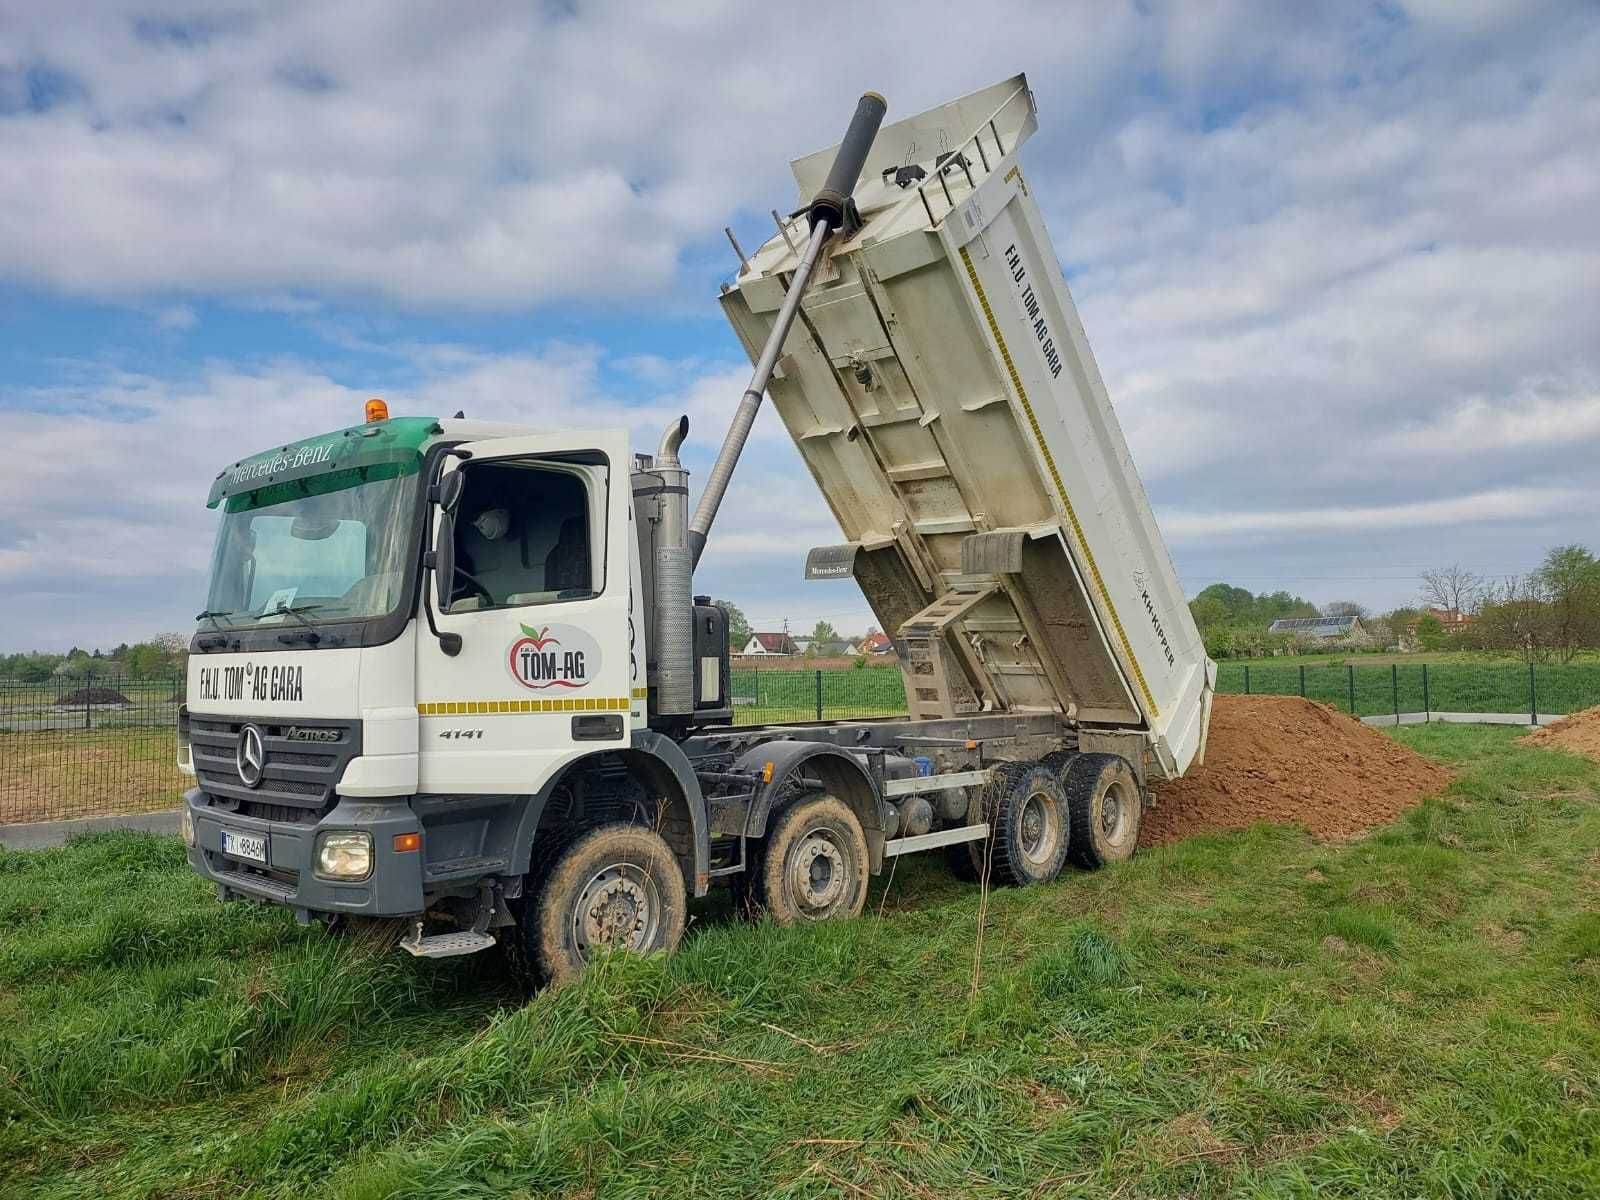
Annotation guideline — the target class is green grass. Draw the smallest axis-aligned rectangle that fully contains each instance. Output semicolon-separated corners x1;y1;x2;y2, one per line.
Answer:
0;729;185;825
1217;659;1600;717
2;725;1599;1197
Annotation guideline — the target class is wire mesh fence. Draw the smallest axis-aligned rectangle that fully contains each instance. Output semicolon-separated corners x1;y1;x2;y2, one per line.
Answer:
729;665;908;724
7;661;1600;827
1;674;187;826
1215;660;1600;721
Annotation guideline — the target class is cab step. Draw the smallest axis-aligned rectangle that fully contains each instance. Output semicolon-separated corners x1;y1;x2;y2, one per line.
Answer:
399;927;497;959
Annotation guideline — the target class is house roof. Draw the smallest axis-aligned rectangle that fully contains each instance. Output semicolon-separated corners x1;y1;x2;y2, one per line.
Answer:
1267;615;1361;637
861;632;892;651
747;632;796;653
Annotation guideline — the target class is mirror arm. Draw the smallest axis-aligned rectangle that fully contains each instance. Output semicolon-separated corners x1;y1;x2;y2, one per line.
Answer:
421;550;462;657
420;451;468;658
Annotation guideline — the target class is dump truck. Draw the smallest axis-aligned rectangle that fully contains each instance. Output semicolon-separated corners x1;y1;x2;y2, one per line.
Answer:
179;74;1214;985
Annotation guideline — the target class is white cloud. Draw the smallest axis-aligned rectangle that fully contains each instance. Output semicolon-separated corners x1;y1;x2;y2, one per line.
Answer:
154;303;198;331
1163;486;1585;542
2;1;1598;635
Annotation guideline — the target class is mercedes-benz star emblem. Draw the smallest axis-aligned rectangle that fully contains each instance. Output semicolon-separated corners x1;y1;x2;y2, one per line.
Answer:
236;724;266;788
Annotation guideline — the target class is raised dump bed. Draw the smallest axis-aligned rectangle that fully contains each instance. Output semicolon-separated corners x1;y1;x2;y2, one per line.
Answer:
719;74;1214;779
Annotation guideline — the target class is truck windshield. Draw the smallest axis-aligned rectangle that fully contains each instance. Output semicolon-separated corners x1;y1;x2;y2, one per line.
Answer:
201;469;419;629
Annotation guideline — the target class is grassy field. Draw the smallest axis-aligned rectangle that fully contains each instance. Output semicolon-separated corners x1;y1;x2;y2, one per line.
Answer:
2;724;1598;1197
731;666;908;724
1216;659;1600;718
0;730;184;825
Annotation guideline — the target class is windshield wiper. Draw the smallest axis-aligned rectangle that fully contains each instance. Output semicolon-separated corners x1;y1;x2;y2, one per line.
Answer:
268;603;324;644
195;608;237;627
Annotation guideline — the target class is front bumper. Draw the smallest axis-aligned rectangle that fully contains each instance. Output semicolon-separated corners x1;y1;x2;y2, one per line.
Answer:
185;788;425;918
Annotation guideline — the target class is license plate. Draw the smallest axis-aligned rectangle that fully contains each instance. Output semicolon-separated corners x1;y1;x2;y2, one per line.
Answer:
221;829;268;864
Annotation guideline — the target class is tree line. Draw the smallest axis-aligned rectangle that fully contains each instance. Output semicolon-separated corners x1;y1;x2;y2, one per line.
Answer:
0;635;189;681
1189;544;1600;661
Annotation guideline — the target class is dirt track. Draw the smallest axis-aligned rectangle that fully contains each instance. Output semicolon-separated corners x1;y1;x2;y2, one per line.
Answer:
1143;695;1451;847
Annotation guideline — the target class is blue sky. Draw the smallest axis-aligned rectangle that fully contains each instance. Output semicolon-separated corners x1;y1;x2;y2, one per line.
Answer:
1;1;1597;651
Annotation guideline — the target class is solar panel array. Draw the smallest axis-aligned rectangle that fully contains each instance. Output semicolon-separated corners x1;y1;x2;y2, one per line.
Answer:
1267;616;1359;634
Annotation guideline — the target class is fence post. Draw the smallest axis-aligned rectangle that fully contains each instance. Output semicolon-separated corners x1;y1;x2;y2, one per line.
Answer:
815;670;823;721
1391;663;1399;725
1529;660;1537;726
1244;664;1251;695
1299;664;1306;697
1347;664;1356;715
84;680;91;731
1422;663;1430;722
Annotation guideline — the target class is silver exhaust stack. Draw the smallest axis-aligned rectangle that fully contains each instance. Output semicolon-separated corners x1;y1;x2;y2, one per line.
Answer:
642;415;694;715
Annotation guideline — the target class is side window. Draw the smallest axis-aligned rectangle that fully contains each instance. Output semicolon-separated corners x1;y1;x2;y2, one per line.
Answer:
447;458;604;611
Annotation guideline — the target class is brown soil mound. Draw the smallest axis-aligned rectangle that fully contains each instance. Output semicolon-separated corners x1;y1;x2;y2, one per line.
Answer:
1521;706;1600;759
53;687;130;707
1143;695;1451;847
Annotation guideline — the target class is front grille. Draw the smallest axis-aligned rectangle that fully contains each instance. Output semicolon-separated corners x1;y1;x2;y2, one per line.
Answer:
191;716;361;814
236;800;322;825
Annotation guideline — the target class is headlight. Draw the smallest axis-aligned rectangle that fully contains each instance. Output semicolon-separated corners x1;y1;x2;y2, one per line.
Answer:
179;806;195;847
315;832;373;880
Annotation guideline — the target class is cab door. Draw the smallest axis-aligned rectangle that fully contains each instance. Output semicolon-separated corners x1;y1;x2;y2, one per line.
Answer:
416;431;638;794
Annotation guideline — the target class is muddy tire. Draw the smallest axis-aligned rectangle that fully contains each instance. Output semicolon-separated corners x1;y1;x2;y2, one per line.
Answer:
503;824;686;988
1062;753;1142;869
750;795;869;925
982;762;1071;886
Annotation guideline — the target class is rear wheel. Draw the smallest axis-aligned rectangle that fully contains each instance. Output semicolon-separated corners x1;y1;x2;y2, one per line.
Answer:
750;795;869;924
983;762;1071;886
503;823;687;987
1062;753;1142;869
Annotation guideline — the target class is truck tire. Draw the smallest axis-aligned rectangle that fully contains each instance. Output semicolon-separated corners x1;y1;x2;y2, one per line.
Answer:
750;795;869;925
1062;753;1142;869
503;823;687;988
983;762;1071;886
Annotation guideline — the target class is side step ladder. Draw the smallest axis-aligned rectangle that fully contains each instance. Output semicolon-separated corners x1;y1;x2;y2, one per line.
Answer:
400;922;497;959
898;584;997;719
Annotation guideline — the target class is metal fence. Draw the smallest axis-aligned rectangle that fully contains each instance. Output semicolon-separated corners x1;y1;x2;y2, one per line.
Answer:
729;664;908;724
1215;660;1600;722
1;674;187;826
7;661;1599;827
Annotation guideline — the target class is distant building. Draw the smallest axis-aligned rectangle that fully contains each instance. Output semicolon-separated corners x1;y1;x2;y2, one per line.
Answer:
860;632;894;655
1267;615;1369;644
809;640;860;657
1399;607;1474;650
741;632;799;656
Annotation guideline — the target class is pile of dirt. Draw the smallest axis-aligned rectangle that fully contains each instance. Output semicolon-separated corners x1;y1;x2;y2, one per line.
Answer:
1521;706;1600;760
1142;694;1451;847
53;687;130;707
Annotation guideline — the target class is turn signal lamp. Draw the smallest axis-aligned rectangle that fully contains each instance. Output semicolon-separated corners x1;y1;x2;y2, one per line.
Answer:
392;832;422;853
365;397;389;423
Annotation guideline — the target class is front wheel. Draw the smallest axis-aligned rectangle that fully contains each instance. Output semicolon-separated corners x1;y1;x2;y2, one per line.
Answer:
750;795;870;924
504;824;687;987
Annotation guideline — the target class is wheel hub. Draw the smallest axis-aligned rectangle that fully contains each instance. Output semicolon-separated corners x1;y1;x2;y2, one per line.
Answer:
788;833;846;910
1100;783;1129;843
1019;790;1058;865
573;864;660;957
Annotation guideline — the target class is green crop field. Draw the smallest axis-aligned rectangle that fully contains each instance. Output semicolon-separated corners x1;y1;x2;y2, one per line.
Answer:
3;724;1598;1198
730;666;909;724
1216;660;1600;719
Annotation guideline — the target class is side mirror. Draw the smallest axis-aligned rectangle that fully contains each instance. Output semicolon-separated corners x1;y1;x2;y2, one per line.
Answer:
433;510;457;613
438;471;464;514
